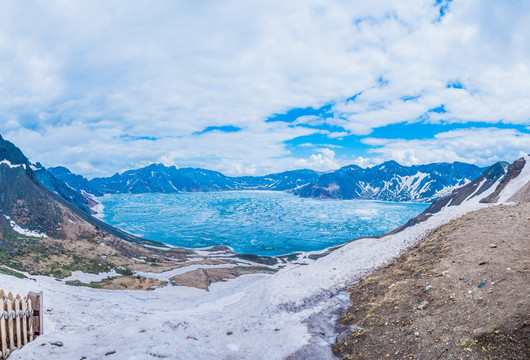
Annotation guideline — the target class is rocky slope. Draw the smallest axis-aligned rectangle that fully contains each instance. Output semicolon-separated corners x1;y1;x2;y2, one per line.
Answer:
0;135;196;278
33;163;97;215
334;203;529;360
294;160;487;201
334;155;530;359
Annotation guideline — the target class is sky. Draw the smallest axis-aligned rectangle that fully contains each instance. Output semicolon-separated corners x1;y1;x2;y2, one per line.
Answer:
0;0;529;178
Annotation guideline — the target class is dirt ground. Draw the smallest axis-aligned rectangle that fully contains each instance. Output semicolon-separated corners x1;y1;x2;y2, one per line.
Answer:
66;275;168;290
170;266;278;290
334;202;530;360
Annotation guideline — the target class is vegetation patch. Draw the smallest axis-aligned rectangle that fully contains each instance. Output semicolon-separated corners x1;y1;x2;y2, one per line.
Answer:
66;276;167;290
0;265;27;279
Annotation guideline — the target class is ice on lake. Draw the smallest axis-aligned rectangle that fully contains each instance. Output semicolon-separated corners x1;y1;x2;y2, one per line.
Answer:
99;191;429;256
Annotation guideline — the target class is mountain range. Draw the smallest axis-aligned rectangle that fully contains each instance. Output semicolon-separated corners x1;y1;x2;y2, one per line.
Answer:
38;160;489;214
0;132;528;260
293;161;489;201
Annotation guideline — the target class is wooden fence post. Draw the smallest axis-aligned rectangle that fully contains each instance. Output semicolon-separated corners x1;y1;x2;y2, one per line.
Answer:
27;292;43;336
0;290;41;358
21;297;28;346
14;295;21;350
0;291;6;358
6;293;14;353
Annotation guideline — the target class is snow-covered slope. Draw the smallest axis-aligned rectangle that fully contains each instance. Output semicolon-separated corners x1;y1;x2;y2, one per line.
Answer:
498;155;530;202
4;155;529;360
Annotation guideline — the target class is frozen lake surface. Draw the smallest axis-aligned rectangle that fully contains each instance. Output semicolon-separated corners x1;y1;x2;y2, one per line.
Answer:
99;191;428;256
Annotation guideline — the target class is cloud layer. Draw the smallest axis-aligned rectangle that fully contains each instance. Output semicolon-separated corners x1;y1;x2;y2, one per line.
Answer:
0;0;528;177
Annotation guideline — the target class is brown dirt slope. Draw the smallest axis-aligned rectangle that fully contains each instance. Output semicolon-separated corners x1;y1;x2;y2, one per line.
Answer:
509;181;530;203
170;266;278;290
334;203;529;360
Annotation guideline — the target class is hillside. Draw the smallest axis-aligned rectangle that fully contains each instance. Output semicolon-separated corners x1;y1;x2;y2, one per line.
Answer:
0;154;526;360
334;202;529;359
0;135;236;281
332;155;530;359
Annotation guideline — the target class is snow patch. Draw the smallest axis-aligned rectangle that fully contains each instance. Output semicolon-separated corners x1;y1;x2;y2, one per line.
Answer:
89;198;105;219
0;160;26;169
498;155;530;203
63;270;120;283
4;215;47;238
135;263;237;282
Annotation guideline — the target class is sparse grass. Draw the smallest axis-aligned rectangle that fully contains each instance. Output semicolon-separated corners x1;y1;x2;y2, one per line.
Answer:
0;266;27;279
0;229;114;278
235;253;278;265
232;266;277;273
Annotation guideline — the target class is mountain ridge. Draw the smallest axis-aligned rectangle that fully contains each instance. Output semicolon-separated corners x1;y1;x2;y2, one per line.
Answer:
46;160;488;205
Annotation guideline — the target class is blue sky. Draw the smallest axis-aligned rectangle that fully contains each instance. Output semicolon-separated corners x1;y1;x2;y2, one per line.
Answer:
0;0;529;178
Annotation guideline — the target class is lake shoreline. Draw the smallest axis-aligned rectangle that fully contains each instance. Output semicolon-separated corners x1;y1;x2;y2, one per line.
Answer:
96;191;429;256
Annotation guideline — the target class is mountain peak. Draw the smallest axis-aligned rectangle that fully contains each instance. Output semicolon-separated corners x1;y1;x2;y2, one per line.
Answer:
48;166;73;175
379;160;401;167
372;160;404;171
0;135;30;166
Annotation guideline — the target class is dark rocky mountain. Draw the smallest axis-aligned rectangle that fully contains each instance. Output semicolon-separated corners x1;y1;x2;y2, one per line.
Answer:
480;157;527;203
33;164;97;215
0;134;142;243
71;164;320;195
48;166;103;197
294;161;487;201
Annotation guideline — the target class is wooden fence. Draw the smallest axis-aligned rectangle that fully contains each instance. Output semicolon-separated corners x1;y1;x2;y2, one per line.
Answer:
0;290;42;359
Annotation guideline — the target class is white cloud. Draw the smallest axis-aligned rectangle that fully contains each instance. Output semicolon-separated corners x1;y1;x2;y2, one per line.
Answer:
362;128;530;166
327;131;349;139
350;156;384;168
0;0;528;176
295;148;340;171
329;1;530;134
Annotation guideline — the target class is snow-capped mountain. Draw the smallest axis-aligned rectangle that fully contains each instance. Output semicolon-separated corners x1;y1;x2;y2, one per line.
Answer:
48;164;320;196
294;160;488;201
88;164;237;194
46;161;486;203
394;154;529;232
